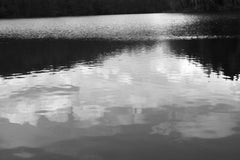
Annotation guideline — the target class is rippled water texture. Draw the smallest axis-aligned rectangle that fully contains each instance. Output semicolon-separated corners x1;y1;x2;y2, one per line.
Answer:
0;13;240;160
0;13;240;40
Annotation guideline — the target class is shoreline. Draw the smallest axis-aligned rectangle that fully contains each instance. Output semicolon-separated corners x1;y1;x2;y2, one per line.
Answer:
0;9;240;20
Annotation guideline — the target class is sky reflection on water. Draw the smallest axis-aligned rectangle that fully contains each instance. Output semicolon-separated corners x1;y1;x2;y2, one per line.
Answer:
0;39;240;151
0;13;239;40
0;13;240;160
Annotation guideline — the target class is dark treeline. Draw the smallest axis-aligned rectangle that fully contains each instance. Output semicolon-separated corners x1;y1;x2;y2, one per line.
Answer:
170;38;240;81
0;39;155;77
0;0;240;18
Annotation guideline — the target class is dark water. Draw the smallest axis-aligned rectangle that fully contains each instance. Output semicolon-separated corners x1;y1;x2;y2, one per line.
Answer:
0;13;240;160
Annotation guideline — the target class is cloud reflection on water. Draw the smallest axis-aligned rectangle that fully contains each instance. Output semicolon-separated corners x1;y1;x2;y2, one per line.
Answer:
0;39;240;150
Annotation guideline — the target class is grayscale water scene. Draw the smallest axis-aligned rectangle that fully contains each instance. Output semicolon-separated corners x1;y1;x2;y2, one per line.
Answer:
0;6;240;160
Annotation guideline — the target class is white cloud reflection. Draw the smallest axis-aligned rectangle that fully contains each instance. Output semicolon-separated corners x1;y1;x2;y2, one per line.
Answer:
0;41;240;149
151;106;239;139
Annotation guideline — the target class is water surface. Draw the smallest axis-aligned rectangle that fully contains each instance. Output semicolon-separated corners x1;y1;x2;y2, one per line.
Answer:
0;13;240;160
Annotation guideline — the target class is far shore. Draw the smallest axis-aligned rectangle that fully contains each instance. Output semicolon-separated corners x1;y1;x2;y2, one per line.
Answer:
0;9;240;20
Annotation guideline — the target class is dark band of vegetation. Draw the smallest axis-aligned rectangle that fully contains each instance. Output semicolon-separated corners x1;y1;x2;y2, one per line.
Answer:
0;0;240;18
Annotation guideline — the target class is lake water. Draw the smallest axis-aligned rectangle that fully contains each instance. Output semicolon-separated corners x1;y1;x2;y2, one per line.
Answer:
0;13;240;160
